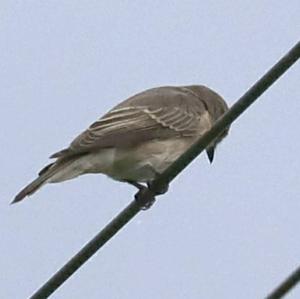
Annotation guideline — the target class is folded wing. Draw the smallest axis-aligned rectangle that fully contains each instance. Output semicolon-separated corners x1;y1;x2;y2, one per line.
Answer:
51;87;212;159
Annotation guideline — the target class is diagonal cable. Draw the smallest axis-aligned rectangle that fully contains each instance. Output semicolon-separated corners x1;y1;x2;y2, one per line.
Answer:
29;41;300;299
266;265;300;299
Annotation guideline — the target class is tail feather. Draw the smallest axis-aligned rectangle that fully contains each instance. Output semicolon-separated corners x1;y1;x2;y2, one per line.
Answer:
12;156;79;204
11;154;82;204
12;175;49;204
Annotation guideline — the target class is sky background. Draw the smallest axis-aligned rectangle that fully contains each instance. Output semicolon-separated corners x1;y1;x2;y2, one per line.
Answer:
1;1;300;298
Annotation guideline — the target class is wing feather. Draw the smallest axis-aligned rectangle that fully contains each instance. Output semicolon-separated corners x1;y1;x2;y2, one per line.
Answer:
50;87;213;158
145;107;199;132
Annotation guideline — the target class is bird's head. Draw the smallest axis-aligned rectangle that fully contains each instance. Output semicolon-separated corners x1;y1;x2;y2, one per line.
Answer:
184;85;230;163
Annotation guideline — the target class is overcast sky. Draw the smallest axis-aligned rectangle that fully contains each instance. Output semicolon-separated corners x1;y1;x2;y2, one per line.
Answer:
1;1;300;298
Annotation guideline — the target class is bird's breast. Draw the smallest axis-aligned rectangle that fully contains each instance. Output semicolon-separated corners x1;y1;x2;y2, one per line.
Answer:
106;137;197;182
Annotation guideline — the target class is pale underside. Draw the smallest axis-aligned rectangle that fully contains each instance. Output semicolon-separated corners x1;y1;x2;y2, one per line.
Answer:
49;137;198;183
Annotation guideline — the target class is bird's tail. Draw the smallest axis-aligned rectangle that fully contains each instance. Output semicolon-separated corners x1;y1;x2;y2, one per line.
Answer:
12;156;78;204
12;172;51;204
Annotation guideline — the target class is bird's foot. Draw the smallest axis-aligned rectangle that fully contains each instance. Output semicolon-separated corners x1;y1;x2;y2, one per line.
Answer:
125;180;169;210
135;181;169;210
134;185;156;210
124;180;155;209
125;180;145;190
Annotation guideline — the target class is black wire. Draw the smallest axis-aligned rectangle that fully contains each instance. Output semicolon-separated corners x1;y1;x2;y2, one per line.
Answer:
30;201;140;299
266;265;300;299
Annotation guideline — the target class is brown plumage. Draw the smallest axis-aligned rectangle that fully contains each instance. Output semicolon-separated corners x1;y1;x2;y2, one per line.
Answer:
13;85;229;204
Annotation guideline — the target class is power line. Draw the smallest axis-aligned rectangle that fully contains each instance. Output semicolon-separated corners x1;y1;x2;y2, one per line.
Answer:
266;265;300;299
30;200;140;299
29;41;300;299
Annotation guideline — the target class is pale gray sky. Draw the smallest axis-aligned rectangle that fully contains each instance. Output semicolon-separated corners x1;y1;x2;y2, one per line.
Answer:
1;1;300;298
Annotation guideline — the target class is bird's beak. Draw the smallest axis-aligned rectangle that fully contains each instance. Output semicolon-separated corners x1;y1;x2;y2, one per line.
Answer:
206;147;215;163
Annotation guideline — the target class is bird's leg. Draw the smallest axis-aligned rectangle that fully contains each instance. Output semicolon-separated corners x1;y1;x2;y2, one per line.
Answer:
124;180;145;190
135;180;169;210
124;174;169;210
124;180;156;210
147;169;169;196
135;177;170;210
134;186;156;210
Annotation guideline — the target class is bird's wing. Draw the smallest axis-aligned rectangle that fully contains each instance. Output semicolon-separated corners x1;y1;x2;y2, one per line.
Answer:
51;87;213;158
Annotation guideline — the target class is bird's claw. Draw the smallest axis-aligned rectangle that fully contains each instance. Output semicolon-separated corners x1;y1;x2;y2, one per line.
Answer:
134;181;169;210
134;186;156;210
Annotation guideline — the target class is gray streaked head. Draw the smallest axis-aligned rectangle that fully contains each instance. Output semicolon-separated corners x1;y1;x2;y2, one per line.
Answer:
183;85;229;162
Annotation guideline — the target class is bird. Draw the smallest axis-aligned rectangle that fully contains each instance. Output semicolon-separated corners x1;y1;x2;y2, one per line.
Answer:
13;85;229;205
